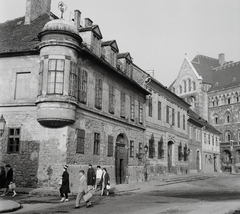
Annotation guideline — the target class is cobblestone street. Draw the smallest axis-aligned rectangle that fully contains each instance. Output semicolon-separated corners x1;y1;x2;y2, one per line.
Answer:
1;173;240;214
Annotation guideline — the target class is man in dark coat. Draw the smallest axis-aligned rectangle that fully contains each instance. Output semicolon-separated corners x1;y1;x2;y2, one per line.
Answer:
60;165;70;202
0;166;6;189
87;164;96;189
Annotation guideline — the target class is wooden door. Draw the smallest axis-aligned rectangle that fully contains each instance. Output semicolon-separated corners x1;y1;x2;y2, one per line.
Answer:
115;144;127;184
168;142;172;172
196;151;200;171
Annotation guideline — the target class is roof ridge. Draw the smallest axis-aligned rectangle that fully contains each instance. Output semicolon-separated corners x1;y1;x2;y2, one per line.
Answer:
0;16;24;25
198;54;218;61
212;61;240;71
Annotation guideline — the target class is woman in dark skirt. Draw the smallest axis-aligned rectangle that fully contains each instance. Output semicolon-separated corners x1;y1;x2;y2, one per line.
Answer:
100;168;110;196
60;165;70;202
0;166;6;189
1;164;17;197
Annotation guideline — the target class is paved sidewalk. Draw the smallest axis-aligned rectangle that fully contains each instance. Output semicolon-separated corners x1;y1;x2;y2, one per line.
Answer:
0;172;222;213
0;199;21;213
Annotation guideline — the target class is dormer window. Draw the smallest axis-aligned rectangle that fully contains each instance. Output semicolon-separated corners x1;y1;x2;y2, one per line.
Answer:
101;40;119;68
117;52;133;78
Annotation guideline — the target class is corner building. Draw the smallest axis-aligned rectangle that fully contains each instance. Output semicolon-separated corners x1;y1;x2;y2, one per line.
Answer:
0;1;149;189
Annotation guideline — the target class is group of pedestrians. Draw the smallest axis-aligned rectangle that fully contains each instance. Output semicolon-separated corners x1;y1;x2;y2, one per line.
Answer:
59;164;110;208
0;164;17;197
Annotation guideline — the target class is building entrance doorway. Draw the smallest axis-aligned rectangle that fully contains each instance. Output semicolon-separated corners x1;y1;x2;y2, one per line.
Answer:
167;141;173;172
196;150;200;171
115;133;128;184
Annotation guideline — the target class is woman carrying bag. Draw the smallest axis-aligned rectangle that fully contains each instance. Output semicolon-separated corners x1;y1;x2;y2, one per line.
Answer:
1;164;17;197
100;168;110;196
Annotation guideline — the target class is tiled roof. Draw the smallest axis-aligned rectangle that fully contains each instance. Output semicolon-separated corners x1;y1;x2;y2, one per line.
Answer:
191;54;221;84
188;109;221;135
101;40;114;46
209;61;240;92
117;52;130;58
0;14;51;54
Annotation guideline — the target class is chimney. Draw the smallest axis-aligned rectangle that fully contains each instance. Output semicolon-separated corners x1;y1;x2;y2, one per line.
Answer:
85;18;93;27
25;0;51;25
74;10;81;29
218;53;225;66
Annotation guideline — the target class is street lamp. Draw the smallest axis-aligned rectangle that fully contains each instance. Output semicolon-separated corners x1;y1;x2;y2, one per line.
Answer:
144;144;148;182
0;115;6;137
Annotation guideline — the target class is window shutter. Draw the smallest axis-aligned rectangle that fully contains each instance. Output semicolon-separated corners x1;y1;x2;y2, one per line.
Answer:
108;135;114;156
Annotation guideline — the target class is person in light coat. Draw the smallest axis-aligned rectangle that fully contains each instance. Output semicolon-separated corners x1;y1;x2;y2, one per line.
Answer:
75;170;91;208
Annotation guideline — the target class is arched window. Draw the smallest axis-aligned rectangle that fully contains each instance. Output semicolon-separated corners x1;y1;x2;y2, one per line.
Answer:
183;80;187;93
188;79;191;91
225;131;231;142
189;96;196;109
179;85;182;94
225;111;231;123
213;114;218;125
192;81;196;90
236;150;240;163
221;150;231;163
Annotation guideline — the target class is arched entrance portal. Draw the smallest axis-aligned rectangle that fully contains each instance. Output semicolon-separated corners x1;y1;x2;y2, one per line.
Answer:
115;133;128;184
167;141;174;173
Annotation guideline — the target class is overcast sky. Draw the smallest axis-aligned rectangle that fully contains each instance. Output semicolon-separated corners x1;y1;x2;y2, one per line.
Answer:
1;0;240;86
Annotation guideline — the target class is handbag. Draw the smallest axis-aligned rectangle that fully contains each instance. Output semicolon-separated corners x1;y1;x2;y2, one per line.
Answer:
83;191;93;202
9;182;16;190
106;184;111;190
58;178;62;185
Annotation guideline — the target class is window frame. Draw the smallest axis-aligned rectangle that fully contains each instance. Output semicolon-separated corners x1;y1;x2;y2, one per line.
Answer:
158;101;162;120
47;59;65;94
120;91;126;118
38;60;44;96
130;96;135;121
69;61;78;98
8;128;21;154
107;135;114;157
130;140;134;158
93;132;100;155
95;78;103;109
109;85;115;114
139;101;143;124
76;129;85;154
78;68;88;104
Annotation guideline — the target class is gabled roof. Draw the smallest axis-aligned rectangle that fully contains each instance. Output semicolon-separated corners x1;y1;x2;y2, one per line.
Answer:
191;54;221;84
0;14;51;54
101;40;119;52
209;61;240;92
188;109;221;135
117;52;132;62
78;25;103;39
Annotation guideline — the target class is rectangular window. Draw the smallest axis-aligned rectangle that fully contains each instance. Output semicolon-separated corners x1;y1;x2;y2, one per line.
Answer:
183;114;185;130
130;97;135;121
76;129;85;154
8;128;20;153
107;135;113;156
95;78;103;109
166;105;170;123
172;108;175;125
190;127;192;139
38;60;44;95
148;96;152;117
69;61;77;97
139;142;143;154
212;136;214;145
15;72;31;100
94;133;100;155
130;141;134;157
139;101;143;124
158;138;164;159
177;111;180;128
149;137;155;159
78;69;88;104
204;133;207;143
158;101;161;120
109;85;115;114
47;59;64;94
120;91;126;118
